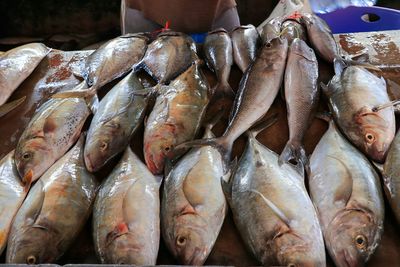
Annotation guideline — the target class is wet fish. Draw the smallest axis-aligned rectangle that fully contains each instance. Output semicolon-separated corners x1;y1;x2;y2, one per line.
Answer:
162;121;227;265
301;13;340;63
84;72;148;172
260;18;282;44
279;38;318;173
143;62;209;174
93;147;161;265
137;31;198;84
322;59;395;163
231;24;261;73
0;96;26;118
225;122;326;266
281;19;307;45
6;136;98;264
0;43;49;105
0;150;27;255
382;130;400;224
204;28;234;102
15;83;91;185
309;121;384;267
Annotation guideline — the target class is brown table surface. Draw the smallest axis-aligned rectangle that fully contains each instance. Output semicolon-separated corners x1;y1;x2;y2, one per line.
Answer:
1;30;400;266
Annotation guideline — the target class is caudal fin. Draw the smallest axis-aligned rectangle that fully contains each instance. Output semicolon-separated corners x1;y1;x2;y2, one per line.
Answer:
278;142;309;176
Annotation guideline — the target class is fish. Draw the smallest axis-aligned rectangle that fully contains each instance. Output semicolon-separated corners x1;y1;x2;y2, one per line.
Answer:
15;82;91;185
225;119;326;266
382;130;400;224
203;28;234;103
0;96;26;118
279;38;318;173
93;147;161;265
231;24;261;73
137;31;198;84
0;150;27;255
84;71;148;172
280;19;307;45
301;13;340;63
177;37;288;168
260;18;282;44
0;43;50;105
143;62;209;174
322;59;395;163
161;119;227;265
6;136;98;264
309;121;384;267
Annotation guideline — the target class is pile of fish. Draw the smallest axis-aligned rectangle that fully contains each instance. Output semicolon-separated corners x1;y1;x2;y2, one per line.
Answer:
0;10;399;267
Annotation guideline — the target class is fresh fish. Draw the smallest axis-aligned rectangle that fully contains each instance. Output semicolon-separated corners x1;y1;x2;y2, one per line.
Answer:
6;136;98;264
137;31;198;84
301;13;340;63
15;82;91;185
177;38;288;168
231;24;261;73
161;121;226;265
84;72;148;172
0;150;27;255
0;43;49;105
260;18;282;44
204;28;234;102
322;59;395;163
309;121;384;267
382;130;400;224
0;96;26;118
281;19;307;45
279;38;318;173
225;121;326;266
93;147;160;265
143;62;209;174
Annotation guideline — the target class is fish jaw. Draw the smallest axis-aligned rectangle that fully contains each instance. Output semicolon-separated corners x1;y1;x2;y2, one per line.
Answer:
84;138;109;173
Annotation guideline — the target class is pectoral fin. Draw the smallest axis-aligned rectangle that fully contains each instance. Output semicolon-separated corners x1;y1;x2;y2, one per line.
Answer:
25;180;45;226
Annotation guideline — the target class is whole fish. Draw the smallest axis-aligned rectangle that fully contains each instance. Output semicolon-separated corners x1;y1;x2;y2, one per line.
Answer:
382;130;400;224
15;83;91;185
137;31;198;84
178;38;288;168
143;62;209;174
281;19;307;45
204;28;234;101
322;59;395;163
6;136;98;264
309;121;384;267
0;150;27;255
301;13;340;63
84;72;148;172
279;38;318;173
162;122;226;265
0;43;49;105
225;123;326;266
260;18;282;44
93;147;161;265
231;24;261;73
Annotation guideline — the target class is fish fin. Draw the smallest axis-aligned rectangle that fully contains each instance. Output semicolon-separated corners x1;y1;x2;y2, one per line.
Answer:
249;189;291;226
133;84;160;97
348;50;370;63
221;158;237;205
339;55;381;72
333;57;347;76
326;155;353;207
209;82;235;111
25;180;45;226
51;88;96;99
247;113;279;138
106;222;130;246
278;142;308;177
0;96;26;117
86;94;99;114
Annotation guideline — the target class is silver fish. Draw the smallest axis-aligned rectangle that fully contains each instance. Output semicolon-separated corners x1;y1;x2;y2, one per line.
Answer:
260;18;282;44
281;19;307;45
231;24;261;73
93;147;161;265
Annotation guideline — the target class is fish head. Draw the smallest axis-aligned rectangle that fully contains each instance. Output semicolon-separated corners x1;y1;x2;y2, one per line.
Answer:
144;124;177;174
15;138;49;184
354;107;395;163
326;209;380;267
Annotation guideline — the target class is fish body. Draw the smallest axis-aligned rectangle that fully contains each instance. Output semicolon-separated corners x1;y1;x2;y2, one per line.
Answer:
161;128;226;265
15;95;90;184
324;61;395;163
231;24;261;73
228;132;326;266
309;122;384;267
143;63;209;174
0;150;27;255
279;38;318;171
84;72;148;172
6;136;98;264
93;147;160;265
0;43;49;105
281;19;307;45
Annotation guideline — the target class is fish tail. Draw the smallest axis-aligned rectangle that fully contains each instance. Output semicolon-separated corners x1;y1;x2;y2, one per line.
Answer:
278;141;309;176
210;82;235;108
0;96;26;117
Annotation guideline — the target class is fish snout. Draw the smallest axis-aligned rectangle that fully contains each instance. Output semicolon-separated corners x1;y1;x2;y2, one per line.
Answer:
180;246;207;266
369;143;389;163
84;153;96;173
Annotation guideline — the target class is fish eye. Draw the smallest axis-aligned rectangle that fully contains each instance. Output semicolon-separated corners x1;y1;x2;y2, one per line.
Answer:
355;235;368;249
26;255;36;264
365;133;375;144
164;146;171;152
176;235;187;246
22;152;31;160
100;141;108;151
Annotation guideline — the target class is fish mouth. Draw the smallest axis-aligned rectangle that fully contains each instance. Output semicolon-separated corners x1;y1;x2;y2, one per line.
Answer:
370;149;387;163
182;247;207;266
336;249;362;267
84;154;95;172
144;153;162;175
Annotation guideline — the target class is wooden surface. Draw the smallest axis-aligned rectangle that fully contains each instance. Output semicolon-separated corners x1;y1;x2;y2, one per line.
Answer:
1;30;400;266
